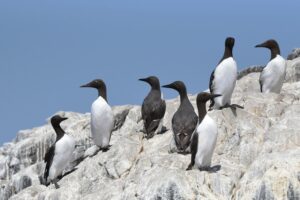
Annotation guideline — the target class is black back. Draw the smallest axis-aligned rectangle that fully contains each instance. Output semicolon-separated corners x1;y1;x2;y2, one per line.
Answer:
142;92;166;134
209;37;235;109
43;115;67;183
162;81;198;152
140;76;166;138
172;97;198;152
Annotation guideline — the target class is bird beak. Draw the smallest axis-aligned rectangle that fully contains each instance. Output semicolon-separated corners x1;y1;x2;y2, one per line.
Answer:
162;83;173;89
61;117;68;121
80;83;91;88
138;78;148;82
255;43;265;48
210;94;222;99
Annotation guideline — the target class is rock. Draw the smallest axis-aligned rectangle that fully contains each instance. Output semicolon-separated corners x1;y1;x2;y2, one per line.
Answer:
234;150;300;200
285;57;300;83
287;48;300;60
1;58;300;200
237;65;264;80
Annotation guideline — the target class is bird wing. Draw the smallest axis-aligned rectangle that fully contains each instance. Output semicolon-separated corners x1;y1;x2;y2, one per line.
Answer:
259;66;267;92
190;131;199;165
209;69;215;93
259;77;263;92
157;99;166;119
141;99;147;120
44;145;55;182
142;99;166;133
209;69;216;108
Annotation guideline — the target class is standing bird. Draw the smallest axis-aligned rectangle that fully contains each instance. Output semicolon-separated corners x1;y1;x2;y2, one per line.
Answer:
186;93;220;171
81;79;114;151
162;81;198;153
139;76;166;139
255;39;286;93
209;37;239;110
44;115;75;188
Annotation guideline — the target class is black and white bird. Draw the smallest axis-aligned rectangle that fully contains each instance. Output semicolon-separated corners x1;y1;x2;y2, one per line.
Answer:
81;79;114;151
186;93;220;171
255;39;286;93
44;115;75;188
209;37;238;110
162;81;198;153
139;76;166;139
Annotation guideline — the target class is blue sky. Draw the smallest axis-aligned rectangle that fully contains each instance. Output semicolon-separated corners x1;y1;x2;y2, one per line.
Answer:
0;0;298;145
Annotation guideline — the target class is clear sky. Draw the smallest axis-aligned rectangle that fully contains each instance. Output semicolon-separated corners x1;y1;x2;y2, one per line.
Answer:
0;0;298;145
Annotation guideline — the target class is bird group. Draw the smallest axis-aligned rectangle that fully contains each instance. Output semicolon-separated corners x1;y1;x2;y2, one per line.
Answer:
43;37;286;188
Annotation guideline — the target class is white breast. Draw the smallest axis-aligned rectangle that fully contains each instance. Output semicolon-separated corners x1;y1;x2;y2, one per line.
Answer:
212;57;237;109
91;96;114;148
260;55;286;93
48;134;75;180
195;115;218;168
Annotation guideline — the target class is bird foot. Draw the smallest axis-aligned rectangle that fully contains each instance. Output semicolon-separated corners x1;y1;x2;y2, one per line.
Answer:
199;165;221;173
230;104;244;109
158;126;168;134
146;133;154;139
199;166;211;171
186;163;193;171
101;145;111;152
54;183;60;189
139;128;146;134
220;103;244;110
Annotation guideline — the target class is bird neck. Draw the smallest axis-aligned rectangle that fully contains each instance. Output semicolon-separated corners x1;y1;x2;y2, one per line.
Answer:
179;89;188;103
224;46;233;58
149;88;161;100
221;46;233;62
151;84;161;91
270;48;280;60
97;86;107;102
197;102;207;123
52;123;65;141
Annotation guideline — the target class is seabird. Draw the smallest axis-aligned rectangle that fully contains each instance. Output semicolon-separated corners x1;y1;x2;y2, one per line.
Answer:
162;81;198;153
81;79;114;152
255;39;286;93
139;76;166;139
44;115;75;188
209;37;240;110
186;92;220;171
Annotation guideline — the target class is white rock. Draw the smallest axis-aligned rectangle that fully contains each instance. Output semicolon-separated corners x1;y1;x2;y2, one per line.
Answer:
1;59;300;200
